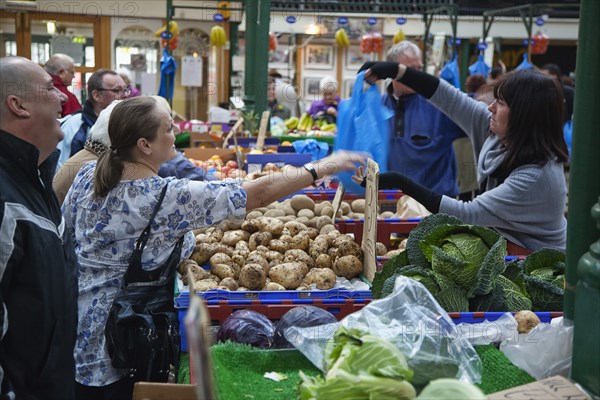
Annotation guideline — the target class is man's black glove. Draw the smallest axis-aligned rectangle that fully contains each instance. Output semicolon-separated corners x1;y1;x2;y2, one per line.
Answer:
357;61;400;80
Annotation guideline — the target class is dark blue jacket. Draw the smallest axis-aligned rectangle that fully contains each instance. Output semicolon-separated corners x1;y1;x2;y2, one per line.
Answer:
383;86;466;197
0;130;78;399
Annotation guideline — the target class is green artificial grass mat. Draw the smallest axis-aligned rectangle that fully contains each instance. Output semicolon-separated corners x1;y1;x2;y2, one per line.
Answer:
476;344;535;394
178;343;535;399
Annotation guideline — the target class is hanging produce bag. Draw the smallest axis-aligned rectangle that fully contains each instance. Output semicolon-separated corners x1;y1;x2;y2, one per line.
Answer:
468;54;490;77
515;53;534;70
440;54;461;89
334;72;393;194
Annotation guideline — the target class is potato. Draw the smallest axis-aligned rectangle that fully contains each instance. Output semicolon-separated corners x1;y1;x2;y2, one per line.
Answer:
305;227;319;240
340;202;351;215
333;255;363;280
193;279;219;292
187;263;212;283
264;250;284;263
254;207;269;214
284;249;315;269
296;216;310;225
381;211;395;219
230;253;245;267
309;236;330;259
263;282;286;291
327;247;339;261
279;234;294;244
351;199;365;213
276;215;296;224
210;263;236;280
254;245;270;254
284;221;307;237
303;268;337;290
327;230;341;240
194;233;210;245
337;240;363;260
353;213;364;220
290;195;315;211
220;277;239;291
515;310;541;334
245;253;269;271
264;209;286;218
376;242;388;256
209;227;224;242
258;217;284;236
290;231;311;251
268;239;289;254
385;249;404;258
268;262;307;289
316;216;333;231
296;285;310;291
297;209;315;219
282;203;297;216
248;231;273;251
221;230;249;247
209;273;222;283
190;243;217;265
177;259;199;275
320;206;335;219
209;252;232;267
241;219;262;233
239;264;267;290
313;201;331;216
236;287;249;291
315;254;333;269
319;224;337;235
245;210;263;220
212;243;234;257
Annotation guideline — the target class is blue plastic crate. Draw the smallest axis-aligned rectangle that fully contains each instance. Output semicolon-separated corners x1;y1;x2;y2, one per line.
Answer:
175;287;372;308
447;311;562;324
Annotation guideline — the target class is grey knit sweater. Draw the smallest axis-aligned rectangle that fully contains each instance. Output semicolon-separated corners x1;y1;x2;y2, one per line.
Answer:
429;80;567;252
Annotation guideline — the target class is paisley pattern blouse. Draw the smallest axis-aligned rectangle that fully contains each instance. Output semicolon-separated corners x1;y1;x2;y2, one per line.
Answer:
62;161;246;386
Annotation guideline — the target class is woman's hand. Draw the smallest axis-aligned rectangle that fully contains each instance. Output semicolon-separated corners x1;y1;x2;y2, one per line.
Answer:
315;151;368;179
351;166;366;186
326;106;337;116
358;61;407;84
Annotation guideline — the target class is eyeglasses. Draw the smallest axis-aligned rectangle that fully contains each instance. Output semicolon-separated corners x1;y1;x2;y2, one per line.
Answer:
97;88;131;96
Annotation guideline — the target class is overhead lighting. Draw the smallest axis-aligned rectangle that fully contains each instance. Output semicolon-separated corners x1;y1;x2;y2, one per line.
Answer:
47;21;56;35
305;23;327;36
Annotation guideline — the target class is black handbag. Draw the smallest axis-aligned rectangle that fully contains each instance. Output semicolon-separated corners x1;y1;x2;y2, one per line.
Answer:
105;184;183;382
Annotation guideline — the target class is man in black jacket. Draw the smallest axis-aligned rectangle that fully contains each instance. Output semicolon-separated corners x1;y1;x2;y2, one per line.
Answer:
0;56;79;400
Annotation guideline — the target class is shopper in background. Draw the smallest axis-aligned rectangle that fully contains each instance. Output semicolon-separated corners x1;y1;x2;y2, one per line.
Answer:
63;96;367;399
268;77;291;119
357;62;569;251
54;98;215;204
268;69;299;117
381;41;466;198
44;53;82;117
465;74;487;98
307;76;340;124
540;63;574;124
118;71;141;98
0;56;78;400
57;69;127;169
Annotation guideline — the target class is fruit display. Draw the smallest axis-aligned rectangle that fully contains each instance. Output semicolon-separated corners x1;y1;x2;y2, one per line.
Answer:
210;25;227;47
283;113;336;137
187;155;246;180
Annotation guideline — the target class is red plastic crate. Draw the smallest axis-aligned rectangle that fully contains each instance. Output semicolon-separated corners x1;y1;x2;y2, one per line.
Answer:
179;299;372;351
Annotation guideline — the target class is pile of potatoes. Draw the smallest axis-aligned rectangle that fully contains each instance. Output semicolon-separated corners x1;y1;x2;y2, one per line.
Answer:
178;194;387;293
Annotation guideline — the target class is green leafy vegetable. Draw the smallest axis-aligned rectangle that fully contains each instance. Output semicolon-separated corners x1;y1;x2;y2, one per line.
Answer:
522;248;565;311
299;327;416;399
406;214;464;269
371;250;409;299
419;223;507;297
416;378;486;400
470;275;532;312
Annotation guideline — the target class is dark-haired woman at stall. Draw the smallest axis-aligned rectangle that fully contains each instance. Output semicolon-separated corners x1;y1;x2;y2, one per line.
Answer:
355;63;568;252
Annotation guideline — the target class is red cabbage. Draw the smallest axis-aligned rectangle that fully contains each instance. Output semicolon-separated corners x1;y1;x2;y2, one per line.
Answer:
217;309;275;348
274;306;338;349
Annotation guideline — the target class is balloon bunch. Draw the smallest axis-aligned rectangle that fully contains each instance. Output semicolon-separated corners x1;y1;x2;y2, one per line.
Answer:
156;21;180;51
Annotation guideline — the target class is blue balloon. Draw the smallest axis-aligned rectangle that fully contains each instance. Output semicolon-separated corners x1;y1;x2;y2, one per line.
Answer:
367;17;377;25
477;42;488;51
535;17;545;26
213;13;224;22
338;16;348;25
396;17;407;25
286;15;297;24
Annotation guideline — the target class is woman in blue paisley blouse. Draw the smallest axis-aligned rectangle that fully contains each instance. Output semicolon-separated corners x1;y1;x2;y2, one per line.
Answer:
62;96;367;400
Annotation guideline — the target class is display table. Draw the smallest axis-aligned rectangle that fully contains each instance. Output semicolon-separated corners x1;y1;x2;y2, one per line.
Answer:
178;343;535;399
